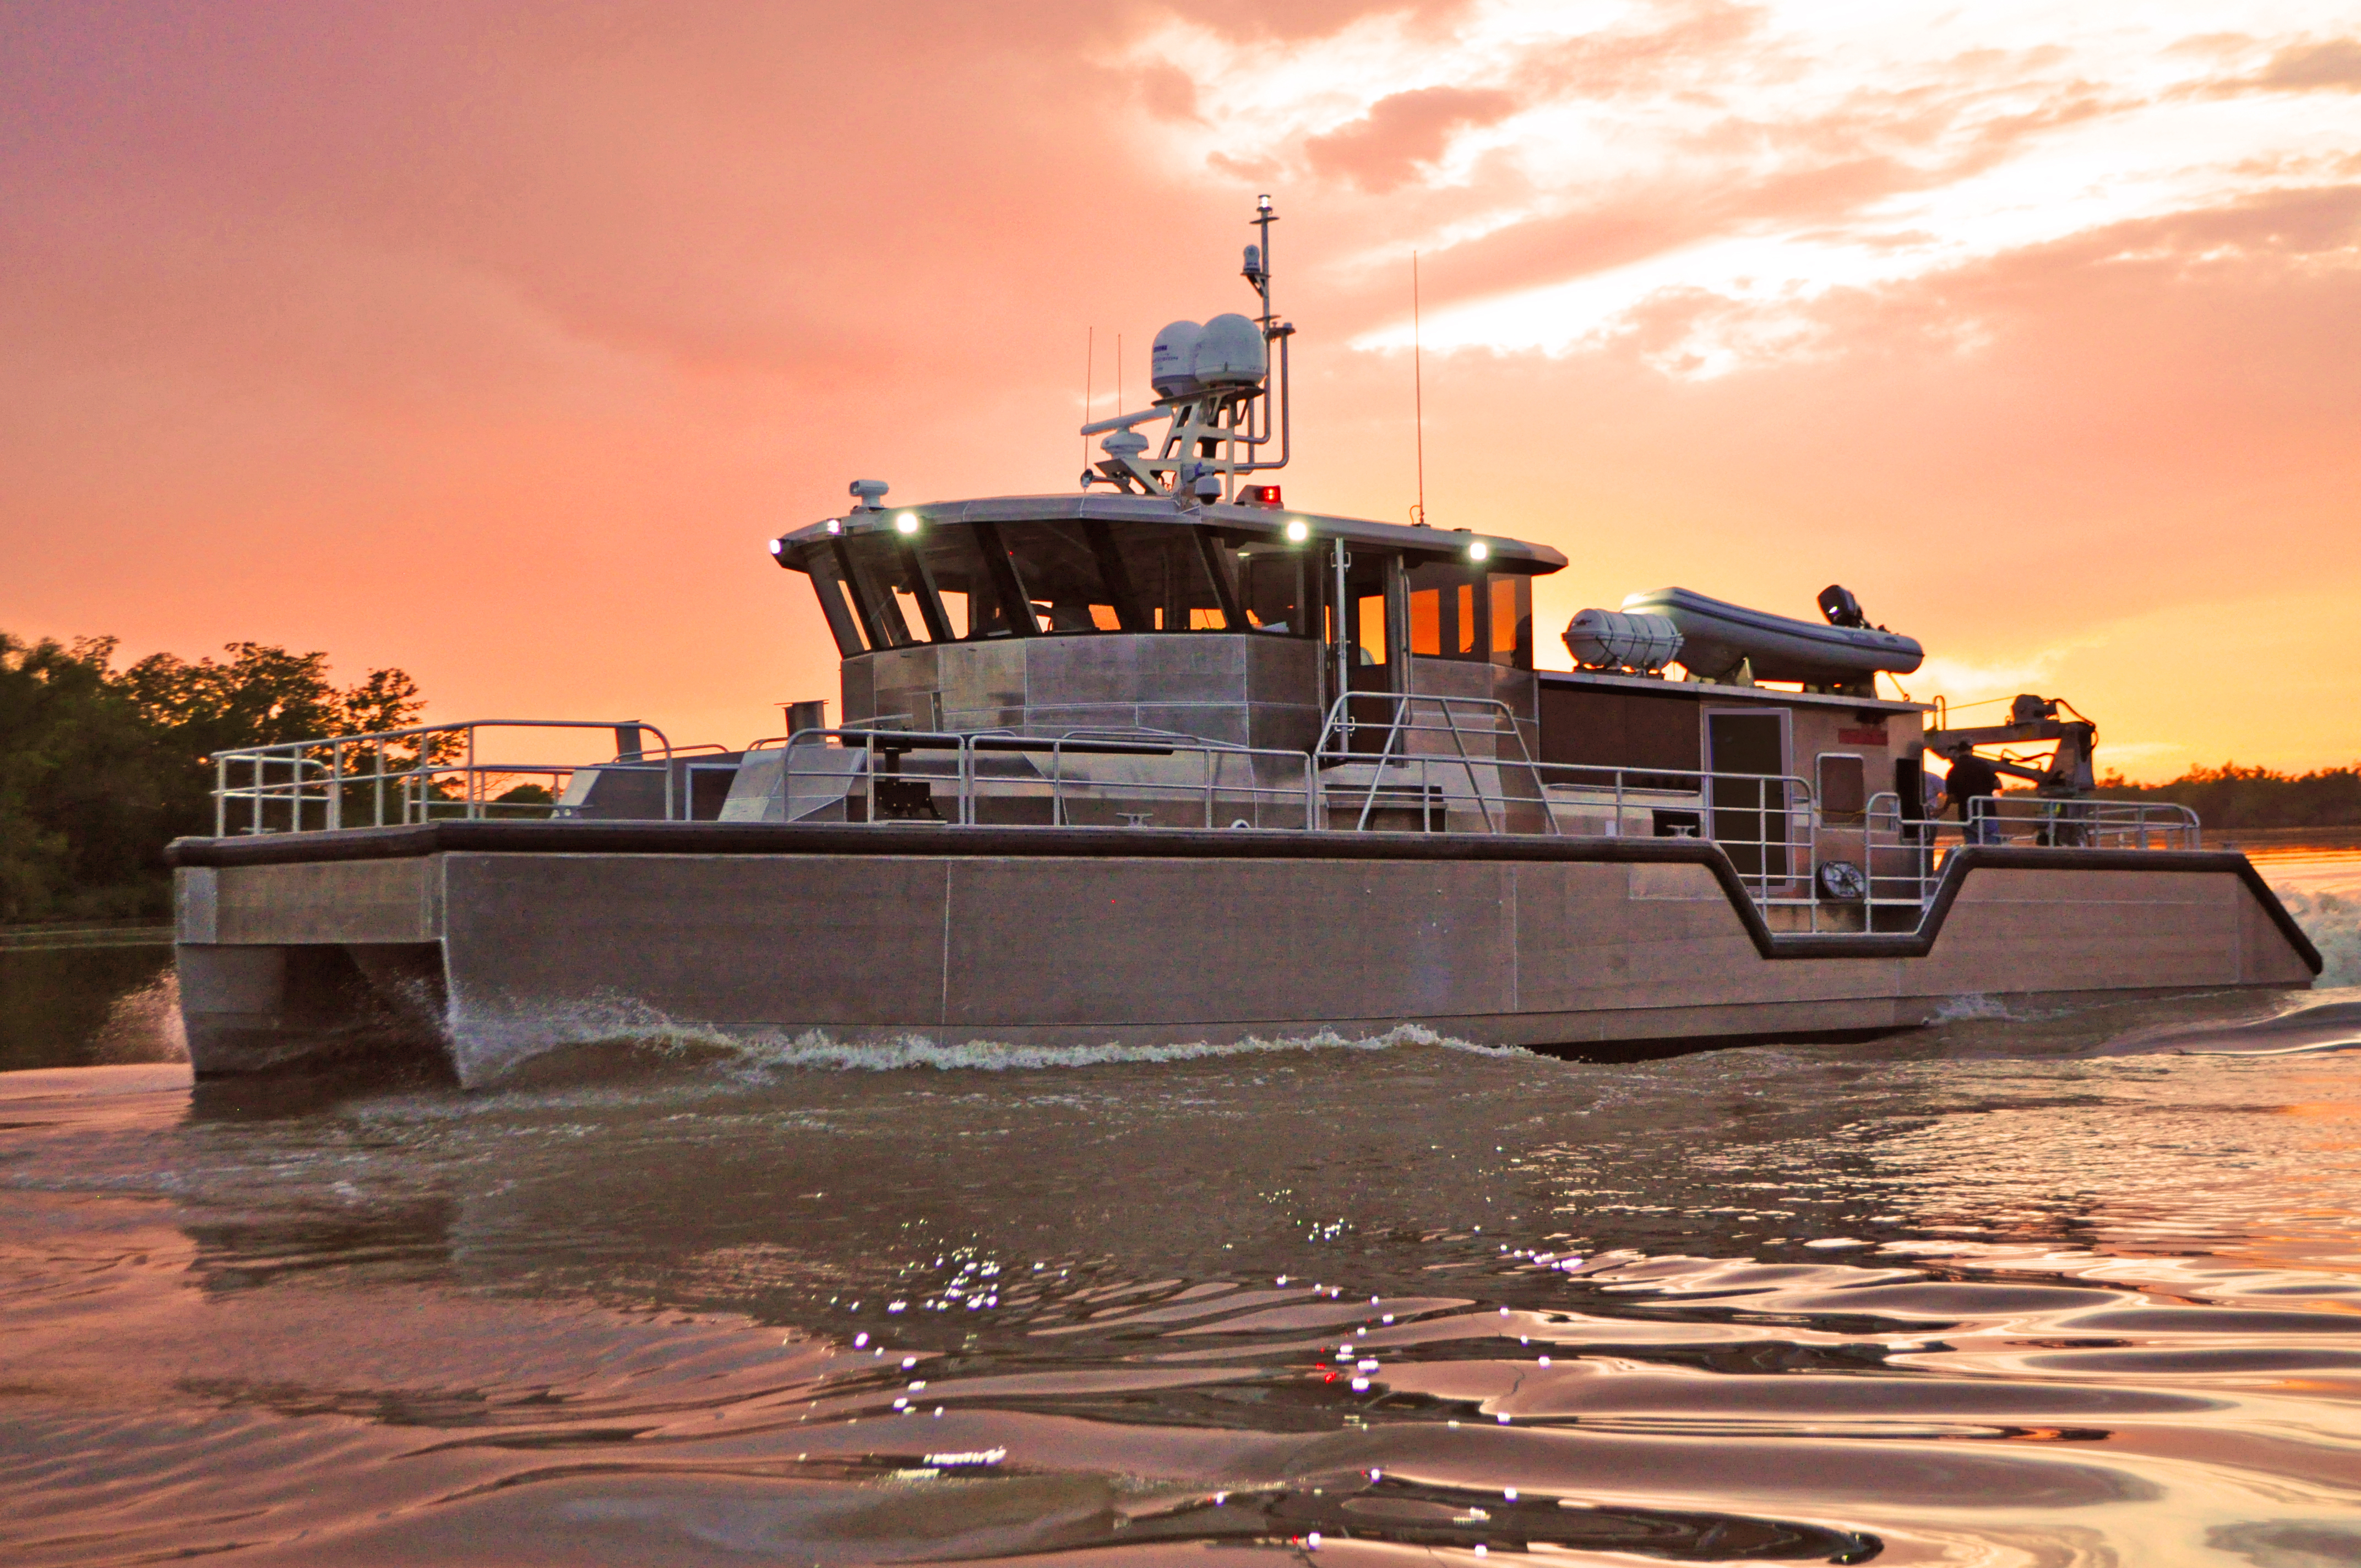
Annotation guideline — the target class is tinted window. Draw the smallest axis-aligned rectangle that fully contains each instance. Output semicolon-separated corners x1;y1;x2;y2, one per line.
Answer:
1237;545;1310;635
1488;574;1533;669
1406;561;1487;661
803;548;869;656
1101;520;1232;631
916;527;1029;639
839;532;922;647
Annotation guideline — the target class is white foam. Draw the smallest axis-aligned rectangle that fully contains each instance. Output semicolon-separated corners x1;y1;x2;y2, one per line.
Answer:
94;970;189;1064
451;992;1532;1084
1929;993;2017;1023
729;1022;1527;1073
2275;885;2361;989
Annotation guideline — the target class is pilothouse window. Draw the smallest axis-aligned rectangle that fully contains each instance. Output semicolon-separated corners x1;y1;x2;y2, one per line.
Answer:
1489;574;1532;668
829;517;1310;644
1238;548;1308;635
837;533;922;648
804;548;870;657
1406;562;1488;661
993;521;1116;633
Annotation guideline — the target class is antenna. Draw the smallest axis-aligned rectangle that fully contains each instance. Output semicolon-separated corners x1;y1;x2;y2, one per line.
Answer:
1078;194;1294;499
1081;327;1094;486
1248;193;1275;328
1412;251;1427;527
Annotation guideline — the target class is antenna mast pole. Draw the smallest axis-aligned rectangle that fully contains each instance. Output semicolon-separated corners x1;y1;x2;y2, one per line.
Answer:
1413;252;1426;527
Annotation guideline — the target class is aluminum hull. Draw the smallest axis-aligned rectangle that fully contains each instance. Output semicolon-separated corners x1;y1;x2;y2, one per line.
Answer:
168;823;2319;1087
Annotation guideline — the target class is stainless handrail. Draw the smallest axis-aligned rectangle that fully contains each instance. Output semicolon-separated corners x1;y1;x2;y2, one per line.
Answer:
1966;794;2200;851
771;729;1318;830
211;718;2215;933
211;720;680;833
1315;691;1557;837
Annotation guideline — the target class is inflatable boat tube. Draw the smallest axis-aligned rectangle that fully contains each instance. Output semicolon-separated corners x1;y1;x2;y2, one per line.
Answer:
1621;586;1923;684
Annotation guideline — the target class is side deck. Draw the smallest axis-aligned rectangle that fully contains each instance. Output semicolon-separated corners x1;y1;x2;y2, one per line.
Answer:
167;824;2321;1087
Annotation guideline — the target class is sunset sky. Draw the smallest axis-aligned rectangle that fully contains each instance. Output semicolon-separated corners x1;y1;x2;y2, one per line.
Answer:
6;1;2358;778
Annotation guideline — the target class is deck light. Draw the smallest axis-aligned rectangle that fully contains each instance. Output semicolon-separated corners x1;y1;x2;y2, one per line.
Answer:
895;513;920;535
768;537;785;555
1468;540;1490;562
1285;518;1309;543
825;518;842;535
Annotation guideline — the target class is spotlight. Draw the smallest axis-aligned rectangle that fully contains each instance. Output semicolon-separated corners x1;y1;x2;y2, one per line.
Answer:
1285;519;1309;543
1468;541;1490;562
895;513;920;535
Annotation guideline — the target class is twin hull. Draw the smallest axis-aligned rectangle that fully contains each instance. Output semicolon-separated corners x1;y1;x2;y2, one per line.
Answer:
170;824;2319;1087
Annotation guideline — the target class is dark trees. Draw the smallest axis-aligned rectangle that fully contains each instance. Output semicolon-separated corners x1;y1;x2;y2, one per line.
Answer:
0;634;428;922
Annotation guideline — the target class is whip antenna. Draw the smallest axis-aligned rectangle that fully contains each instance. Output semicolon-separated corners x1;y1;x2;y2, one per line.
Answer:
1412;251;1427;527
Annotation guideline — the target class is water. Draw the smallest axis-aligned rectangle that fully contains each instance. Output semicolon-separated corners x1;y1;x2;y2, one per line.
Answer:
4;863;2360;1565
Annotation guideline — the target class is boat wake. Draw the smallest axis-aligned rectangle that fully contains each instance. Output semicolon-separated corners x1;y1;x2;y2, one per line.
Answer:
2277;883;2361;987
729;1023;1529;1074
2091;994;2361;1057
452;997;1526;1086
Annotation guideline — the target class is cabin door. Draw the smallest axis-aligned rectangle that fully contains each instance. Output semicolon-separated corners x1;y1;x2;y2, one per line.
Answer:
1705;709;1792;885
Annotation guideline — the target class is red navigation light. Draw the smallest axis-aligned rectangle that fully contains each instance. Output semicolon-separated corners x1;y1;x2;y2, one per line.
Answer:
1241;484;1282;507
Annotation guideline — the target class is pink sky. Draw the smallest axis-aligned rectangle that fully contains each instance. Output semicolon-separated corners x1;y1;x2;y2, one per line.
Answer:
5;1;2358;777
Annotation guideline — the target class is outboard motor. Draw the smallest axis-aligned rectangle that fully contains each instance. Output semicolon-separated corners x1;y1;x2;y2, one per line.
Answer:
1818;585;1869;629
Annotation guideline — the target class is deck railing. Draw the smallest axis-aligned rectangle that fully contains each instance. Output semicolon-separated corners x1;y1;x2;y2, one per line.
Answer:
769;728;1320;830
210;720;689;835
1965;794;2201;851
208;717;2208;932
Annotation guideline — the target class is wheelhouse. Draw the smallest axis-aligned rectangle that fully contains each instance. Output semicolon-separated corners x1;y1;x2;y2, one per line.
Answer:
771;492;1564;753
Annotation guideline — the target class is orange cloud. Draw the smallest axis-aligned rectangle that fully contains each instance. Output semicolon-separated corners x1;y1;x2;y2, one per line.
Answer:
1305;86;1520;191
2;1;2357;781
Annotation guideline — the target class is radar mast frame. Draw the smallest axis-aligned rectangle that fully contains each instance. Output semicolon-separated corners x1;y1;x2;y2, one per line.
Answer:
1079;195;1295;503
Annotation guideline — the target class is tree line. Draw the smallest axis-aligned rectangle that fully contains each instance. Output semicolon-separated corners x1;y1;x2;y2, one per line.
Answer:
0;633;429;923
2093;763;2361;831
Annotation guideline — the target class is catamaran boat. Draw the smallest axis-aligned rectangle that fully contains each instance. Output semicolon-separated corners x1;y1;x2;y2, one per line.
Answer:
171;199;2318;1086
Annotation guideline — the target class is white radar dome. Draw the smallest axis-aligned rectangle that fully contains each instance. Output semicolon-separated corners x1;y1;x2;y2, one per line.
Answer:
1151;321;1203;399
1190;313;1267;388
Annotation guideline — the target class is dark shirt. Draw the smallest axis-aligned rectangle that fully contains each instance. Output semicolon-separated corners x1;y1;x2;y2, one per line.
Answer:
1944;755;2000;817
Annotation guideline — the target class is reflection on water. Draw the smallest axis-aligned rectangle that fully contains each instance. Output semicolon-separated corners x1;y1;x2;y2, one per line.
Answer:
4;995;2359;1565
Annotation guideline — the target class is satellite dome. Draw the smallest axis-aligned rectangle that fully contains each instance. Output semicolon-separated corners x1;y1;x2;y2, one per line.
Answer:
1192;313;1267;387
1151;321;1203;399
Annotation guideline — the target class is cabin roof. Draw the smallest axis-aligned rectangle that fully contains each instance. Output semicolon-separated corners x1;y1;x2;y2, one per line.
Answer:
1539;667;1932;714
777;492;1569;575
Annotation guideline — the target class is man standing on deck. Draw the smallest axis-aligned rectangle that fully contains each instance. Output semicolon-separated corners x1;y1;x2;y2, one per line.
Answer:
1941;743;2003;845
